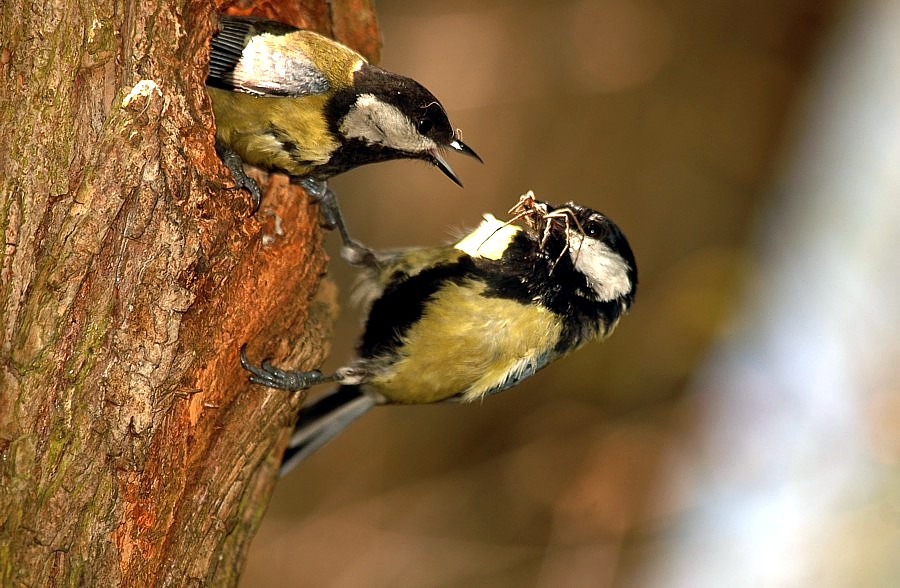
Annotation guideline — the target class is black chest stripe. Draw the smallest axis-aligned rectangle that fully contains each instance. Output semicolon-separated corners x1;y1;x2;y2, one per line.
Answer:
477;232;618;350
358;258;475;359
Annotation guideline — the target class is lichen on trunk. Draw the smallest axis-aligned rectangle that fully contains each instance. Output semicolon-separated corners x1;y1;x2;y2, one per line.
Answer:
0;1;378;585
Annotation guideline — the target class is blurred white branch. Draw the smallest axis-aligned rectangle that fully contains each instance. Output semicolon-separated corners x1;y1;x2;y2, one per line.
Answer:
637;1;900;586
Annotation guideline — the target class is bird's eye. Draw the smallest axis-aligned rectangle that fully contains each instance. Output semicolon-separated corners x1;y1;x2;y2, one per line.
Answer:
417;118;434;135
583;221;603;238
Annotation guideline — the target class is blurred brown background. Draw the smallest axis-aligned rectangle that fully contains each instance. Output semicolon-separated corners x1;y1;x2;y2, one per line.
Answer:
242;0;900;586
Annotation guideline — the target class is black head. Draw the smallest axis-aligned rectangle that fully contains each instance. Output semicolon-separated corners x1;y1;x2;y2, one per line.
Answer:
525;200;638;310
325;64;481;183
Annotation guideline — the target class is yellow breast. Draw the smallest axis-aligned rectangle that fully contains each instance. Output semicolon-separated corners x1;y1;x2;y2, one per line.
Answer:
209;88;340;176
367;280;562;403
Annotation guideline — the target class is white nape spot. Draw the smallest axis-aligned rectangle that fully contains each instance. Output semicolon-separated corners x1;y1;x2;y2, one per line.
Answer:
339;93;438;153
455;215;519;260
567;230;632;301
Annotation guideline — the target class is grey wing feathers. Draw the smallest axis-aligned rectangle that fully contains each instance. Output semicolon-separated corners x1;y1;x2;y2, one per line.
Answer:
482;351;555;398
208;16;251;82
279;386;376;476
208;15;330;97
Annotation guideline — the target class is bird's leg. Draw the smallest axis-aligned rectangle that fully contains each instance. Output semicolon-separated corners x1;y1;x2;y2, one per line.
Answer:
215;139;263;213
240;345;339;391
297;178;377;267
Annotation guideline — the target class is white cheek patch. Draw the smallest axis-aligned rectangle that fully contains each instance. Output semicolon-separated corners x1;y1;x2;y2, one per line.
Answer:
339;93;438;153
567;231;632;301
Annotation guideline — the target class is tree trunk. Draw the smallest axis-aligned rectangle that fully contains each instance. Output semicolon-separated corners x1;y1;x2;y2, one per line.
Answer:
0;1;379;585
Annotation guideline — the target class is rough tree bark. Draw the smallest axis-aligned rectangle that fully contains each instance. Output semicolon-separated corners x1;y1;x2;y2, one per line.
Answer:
0;0;379;585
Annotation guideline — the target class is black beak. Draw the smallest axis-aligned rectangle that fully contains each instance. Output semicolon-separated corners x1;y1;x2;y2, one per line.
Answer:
429;139;482;187
447;139;483;163
430;149;463;186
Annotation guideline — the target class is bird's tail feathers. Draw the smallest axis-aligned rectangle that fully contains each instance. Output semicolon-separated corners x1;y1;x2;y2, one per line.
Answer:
279;385;376;476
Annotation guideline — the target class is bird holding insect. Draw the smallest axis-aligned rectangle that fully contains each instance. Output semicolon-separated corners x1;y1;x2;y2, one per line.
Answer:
241;192;638;471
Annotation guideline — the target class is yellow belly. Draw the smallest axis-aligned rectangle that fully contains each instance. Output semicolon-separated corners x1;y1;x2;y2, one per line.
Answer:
367;280;563;403
208;87;340;177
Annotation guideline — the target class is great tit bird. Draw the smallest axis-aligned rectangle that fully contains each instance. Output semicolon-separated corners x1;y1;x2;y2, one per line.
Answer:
241;192;638;473
207;14;481;256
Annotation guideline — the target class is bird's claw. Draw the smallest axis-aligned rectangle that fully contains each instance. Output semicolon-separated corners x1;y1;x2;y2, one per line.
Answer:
240;345;325;391
216;140;262;213
296;178;377;267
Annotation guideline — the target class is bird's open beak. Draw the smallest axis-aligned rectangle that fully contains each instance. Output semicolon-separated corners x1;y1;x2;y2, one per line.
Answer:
448;139;483;163
430;150;463;186
430;139;482;187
